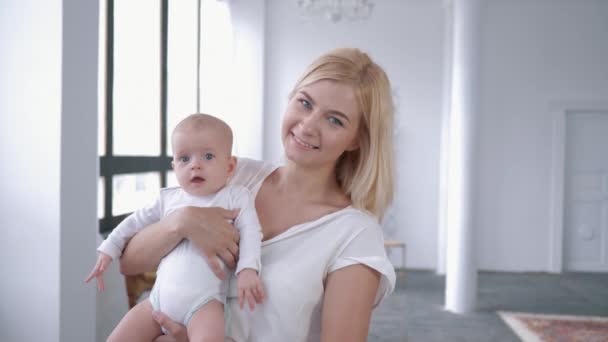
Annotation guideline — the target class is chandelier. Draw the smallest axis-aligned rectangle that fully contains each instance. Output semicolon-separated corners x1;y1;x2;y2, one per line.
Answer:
296;0;375;23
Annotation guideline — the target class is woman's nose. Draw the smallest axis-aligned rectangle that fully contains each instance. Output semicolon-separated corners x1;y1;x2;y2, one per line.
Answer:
298;113;319;135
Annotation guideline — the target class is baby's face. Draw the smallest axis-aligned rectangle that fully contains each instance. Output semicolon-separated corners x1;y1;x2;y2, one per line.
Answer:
171;127;235;196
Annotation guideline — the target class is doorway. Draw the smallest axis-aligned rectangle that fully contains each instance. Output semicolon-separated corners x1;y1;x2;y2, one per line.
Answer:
563;110;608;272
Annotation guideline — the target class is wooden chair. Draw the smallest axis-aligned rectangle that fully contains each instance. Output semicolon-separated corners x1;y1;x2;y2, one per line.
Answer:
384;240;406;268
125;271;157;308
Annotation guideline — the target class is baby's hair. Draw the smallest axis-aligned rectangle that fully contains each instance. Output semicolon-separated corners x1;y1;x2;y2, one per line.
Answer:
172;113;234;152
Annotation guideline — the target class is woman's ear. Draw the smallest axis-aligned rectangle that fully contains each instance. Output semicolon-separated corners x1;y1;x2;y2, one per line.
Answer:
346;138;360;152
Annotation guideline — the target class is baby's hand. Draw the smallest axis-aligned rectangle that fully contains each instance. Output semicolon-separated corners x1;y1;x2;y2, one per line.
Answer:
84;252;112;292
237;269;265;311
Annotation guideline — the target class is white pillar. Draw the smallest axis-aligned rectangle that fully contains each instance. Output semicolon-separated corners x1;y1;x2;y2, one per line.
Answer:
437;0;454;276
444;0;481;314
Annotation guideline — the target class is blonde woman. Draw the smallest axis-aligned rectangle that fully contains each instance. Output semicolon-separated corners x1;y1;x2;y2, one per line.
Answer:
120;48;397;342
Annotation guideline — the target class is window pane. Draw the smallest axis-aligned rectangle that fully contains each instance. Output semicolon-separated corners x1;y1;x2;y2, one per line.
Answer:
199;0;233;119
112;172;160;216
98;177;105;219
167;0;198;155
166;171;179;188
113;0;161;156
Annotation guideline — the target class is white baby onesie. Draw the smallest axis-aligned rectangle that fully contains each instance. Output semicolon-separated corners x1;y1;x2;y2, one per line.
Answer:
98;184;262;326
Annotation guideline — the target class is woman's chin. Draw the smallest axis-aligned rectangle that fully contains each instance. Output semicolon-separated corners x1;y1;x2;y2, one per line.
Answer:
284;150;311;165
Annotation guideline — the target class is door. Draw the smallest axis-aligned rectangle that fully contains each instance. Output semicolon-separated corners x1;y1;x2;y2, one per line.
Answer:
563;110;608;272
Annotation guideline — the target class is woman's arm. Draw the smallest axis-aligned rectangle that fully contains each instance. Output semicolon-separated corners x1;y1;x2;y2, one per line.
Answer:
118;219;182;275
321;264;381;342
119;206;241;278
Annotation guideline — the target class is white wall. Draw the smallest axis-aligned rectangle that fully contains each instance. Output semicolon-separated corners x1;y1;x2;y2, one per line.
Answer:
264;0;445;269
0;1;98;341
476;0;608;271
228;0;266;160
0;1;62;340
264;0;608;271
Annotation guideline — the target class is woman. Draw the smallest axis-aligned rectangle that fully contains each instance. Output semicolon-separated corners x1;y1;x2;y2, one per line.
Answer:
120;47;397;342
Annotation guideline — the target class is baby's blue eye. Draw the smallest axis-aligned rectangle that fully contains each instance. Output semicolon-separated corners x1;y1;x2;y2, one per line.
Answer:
179;156;190;163
328;116;344;127
204;153;215;160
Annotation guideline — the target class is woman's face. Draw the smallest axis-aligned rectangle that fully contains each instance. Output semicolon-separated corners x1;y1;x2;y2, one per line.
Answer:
282;79;361;169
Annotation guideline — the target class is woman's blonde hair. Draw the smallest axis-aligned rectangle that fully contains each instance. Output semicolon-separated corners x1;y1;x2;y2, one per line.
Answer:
289;48;395;220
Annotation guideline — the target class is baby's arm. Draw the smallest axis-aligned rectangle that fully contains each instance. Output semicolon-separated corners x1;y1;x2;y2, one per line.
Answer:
232;186;265;309
84;252;112;291
85;195;163;291
98;195;163;260
237;268;265;310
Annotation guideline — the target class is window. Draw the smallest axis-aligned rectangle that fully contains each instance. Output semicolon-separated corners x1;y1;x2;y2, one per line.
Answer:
98;0;232;234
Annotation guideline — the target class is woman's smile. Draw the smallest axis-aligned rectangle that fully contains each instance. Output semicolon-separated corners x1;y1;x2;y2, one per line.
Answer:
290;132;319;150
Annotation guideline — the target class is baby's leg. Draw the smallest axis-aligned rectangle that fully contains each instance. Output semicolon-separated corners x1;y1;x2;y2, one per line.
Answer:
107;299;162;342
187;300;225;342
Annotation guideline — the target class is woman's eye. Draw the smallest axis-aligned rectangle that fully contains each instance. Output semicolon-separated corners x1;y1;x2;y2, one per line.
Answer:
328;116;344;127
204;153;215;160
299;99;312;109
179;156;190;163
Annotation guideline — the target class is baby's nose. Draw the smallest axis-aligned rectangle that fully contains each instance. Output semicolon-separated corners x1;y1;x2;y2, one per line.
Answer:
190;157;203;169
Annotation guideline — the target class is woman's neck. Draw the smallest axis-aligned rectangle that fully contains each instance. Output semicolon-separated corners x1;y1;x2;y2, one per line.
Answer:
274;161;342;202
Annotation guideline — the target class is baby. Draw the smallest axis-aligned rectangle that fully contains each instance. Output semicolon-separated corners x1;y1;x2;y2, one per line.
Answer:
85;113;264;341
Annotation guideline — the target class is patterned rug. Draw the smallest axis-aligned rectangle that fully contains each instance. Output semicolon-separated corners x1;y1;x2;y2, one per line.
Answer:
498;311;608;342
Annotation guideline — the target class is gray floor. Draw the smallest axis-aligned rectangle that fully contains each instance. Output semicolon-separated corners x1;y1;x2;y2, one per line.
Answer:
368;269;608;342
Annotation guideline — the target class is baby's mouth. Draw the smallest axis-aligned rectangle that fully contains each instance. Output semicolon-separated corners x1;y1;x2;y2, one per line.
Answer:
191;176;205;183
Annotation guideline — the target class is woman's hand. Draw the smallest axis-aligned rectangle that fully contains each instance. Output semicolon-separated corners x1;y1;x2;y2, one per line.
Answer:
119;206;240;277
172;206;240;279
152;311;189;342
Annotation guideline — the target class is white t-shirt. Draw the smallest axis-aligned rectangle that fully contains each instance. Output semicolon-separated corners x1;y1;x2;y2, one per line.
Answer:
225;158;396;342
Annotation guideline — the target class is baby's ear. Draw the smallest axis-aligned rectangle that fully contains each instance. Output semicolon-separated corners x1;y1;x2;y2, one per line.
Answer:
227;156;237;176
171;160;175;170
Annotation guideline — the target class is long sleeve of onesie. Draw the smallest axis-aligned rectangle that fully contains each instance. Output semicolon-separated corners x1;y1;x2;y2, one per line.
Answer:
97;195;163;260
230;186;263;275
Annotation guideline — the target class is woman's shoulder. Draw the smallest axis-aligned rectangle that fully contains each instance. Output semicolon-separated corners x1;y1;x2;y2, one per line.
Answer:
341;207;390;243
327;207;396;307
229;157;277;190
235;157;267;170
336;206;381;230
313;206;384;243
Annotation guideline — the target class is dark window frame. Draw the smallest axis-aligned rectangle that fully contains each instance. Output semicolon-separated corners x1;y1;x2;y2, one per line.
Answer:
99;0;172;234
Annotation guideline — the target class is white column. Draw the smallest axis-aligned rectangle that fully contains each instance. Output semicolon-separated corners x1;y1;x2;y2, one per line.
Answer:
444;0;481;314
437;0;454;276
60;0;100;340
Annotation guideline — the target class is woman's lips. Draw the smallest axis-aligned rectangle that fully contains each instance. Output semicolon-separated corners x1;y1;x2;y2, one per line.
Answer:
290;132;319;150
